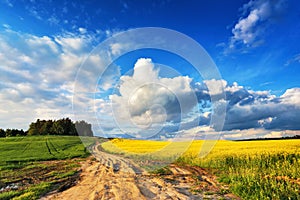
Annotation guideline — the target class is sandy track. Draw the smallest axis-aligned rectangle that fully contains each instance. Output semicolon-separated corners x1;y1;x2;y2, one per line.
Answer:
42;145;239;200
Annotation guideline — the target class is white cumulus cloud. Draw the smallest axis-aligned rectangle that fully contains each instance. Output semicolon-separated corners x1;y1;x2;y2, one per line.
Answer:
109;58;198;138
0;27;119;129
227;0;286;52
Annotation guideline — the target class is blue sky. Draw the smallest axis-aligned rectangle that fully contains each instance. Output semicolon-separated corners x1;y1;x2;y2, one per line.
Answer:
0;0;299;139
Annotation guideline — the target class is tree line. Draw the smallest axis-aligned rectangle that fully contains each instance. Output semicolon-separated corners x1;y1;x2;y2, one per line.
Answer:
0;118;93;137
234;135;300;141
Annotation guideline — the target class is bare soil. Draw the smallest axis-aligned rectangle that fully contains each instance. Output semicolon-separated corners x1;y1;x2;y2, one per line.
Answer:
42;145;240;200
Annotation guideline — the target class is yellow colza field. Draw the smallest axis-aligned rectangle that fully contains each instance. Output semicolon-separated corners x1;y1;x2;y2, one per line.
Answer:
102;139;300;199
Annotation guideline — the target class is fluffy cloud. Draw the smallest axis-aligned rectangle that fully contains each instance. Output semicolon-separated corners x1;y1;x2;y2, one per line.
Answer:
204;79;227;97
0;27;120;129
223;84;300;131
178;80;300;139
0;26;299;140
162;77;300;139
227;0;286;52
280;88;300;107
109;58;198;138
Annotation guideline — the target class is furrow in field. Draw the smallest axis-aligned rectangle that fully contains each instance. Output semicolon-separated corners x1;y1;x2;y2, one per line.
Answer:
45;138;53;155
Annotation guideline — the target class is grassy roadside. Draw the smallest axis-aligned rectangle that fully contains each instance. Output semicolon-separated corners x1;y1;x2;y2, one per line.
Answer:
0;158;85;200
177;140;300;200
0;136;96;200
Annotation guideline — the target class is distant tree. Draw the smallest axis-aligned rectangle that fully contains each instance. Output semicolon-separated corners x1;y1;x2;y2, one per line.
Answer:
12;129;25;136
28;121;39;135
26;118;92;136
28;119;55;135
5;129;26;137
5;129;13;137
48;118;75;136
19;129;26;136
75;121;93;137
61;118;77;136
51;120;65;135
40;120;53;135
0;129;5;137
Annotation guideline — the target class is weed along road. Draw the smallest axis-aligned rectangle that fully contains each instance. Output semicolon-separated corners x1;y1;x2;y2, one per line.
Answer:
43;143;239;200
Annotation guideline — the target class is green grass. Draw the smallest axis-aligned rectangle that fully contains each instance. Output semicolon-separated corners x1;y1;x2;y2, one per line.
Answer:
0;136;94;164
0;135;98;200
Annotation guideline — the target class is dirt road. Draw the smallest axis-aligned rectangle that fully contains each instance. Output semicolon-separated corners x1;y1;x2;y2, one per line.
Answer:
42;145;239;200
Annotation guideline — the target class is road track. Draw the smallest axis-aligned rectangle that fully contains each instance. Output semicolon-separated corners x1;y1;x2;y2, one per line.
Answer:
42;145;239;200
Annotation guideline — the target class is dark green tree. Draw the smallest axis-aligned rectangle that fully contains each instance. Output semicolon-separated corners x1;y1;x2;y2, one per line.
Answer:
5;129;13;137
28;121;39;135
40;120;53;135
60;118;77;136
0;129;5;137
51;120;64;135
12;129;25;136
26;118;92;136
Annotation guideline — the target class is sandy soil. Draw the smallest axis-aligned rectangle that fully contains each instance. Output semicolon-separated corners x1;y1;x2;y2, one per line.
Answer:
42;145;239;200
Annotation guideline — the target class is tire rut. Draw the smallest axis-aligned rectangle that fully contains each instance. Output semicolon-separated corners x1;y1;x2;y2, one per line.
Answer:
42;144;240;200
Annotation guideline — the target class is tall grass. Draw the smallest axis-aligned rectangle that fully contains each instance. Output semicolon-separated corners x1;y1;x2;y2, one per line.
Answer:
177;140;300;199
